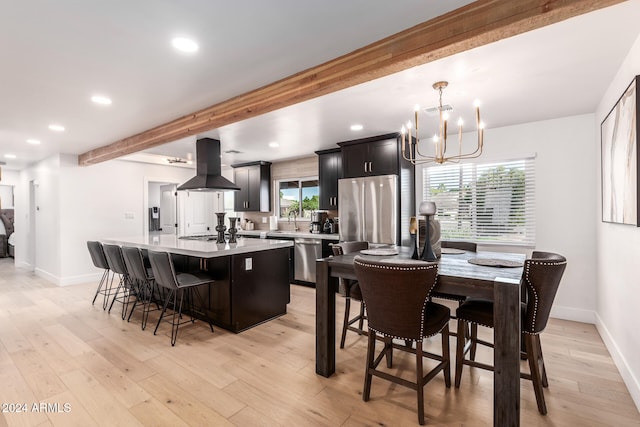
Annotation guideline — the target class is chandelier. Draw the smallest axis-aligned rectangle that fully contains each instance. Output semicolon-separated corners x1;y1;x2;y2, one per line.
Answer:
401;81;484;165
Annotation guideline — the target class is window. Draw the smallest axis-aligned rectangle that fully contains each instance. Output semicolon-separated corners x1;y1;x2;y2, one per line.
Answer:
422;157;536;246
277;177;319;219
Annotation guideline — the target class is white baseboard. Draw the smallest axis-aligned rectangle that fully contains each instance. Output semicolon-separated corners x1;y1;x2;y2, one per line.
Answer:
34;268;102;287
550;304;595;324
595;313;640;412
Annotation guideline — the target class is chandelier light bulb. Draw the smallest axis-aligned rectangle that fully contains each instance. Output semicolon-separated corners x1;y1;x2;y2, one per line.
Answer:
432;134;439;143
473;99;481;108
401;125;406;135
457;117;464;126
414;104;421;112
443;112;449;121
406;121;412;130
479;121;486;129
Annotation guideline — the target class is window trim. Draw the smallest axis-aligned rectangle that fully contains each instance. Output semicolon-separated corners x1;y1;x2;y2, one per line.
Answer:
275;176;319;221
418;156;536;247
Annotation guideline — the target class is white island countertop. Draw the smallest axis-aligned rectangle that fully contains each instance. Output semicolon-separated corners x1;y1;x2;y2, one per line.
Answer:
103;234;294;258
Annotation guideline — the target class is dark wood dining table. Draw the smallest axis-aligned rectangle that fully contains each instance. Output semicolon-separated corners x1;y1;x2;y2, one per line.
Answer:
316;246;525;427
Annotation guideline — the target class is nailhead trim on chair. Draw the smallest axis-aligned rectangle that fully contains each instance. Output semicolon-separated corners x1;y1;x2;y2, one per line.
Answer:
524;259;567;333
354;258;439;340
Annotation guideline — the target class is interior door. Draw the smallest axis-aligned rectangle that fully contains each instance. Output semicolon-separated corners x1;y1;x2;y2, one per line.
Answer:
159;184;177;234
182;191;209;236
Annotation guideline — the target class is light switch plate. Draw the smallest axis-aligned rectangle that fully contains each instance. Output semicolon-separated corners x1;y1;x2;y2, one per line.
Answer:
245;258;253;271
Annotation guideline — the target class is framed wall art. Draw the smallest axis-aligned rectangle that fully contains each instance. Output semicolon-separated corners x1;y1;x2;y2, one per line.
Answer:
601;75;640;226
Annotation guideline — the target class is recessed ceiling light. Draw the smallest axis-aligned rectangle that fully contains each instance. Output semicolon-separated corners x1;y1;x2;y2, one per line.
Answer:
26;139;41;145
48;124;65;132
350;124;363;131
172;37;199;53
4;154;16;159
268;142;280;148
91;95;112;105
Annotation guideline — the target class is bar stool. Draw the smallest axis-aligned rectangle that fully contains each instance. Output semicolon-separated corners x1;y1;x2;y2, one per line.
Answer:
87;241;112;310
354;256;451;425
147;250;215;346
332;241;369;348
121;246;161;330
103;244;135;320
454;251;567;415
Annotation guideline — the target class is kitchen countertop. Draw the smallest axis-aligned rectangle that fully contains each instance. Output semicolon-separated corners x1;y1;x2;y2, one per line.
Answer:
103;234;293;258
237;230;340;240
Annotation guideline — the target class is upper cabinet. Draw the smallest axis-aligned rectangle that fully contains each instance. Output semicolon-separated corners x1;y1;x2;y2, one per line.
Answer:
316;148;342;210
232;161;272;212
339;133;407;178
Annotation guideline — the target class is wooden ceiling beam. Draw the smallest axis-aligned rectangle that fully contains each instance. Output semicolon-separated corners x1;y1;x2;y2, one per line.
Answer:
78;0;623;166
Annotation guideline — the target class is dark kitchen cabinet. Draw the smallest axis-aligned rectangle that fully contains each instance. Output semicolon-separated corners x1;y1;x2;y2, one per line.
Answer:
232;161;271;212
316;148;342;210
339;133;405;178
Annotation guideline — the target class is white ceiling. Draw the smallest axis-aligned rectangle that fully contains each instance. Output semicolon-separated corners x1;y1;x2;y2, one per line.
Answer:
1;1;640;171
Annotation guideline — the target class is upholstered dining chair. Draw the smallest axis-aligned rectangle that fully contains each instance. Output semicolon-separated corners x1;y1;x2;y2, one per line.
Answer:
87;241;112;310
147;250;215;346
102;243;135;320
454;251;567;415
354;256;451;425
331;241;369;348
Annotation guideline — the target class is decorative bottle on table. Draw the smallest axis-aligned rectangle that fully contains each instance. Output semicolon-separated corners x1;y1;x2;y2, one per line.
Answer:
409;216;419;259
419;201;437;261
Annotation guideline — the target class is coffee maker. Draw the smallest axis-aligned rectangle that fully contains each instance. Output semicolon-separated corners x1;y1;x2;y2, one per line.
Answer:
310;211;328;234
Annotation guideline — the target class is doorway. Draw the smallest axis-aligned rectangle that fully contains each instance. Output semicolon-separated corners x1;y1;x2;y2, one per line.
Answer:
146;180;178;235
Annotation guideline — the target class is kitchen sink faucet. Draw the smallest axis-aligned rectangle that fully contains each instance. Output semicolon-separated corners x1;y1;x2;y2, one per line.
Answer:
288;210;299;231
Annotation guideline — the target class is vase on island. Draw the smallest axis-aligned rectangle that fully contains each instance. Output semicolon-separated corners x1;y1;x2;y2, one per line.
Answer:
228;217;238;243
215;212;227;244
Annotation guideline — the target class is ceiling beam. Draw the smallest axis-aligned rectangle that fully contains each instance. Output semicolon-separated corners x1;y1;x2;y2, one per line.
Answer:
78;0;623;166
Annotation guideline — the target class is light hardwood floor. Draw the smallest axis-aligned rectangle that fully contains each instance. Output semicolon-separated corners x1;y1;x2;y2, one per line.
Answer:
0;258;638;426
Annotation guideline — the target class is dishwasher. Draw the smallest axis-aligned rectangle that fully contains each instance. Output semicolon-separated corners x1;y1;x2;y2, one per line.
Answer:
294;238;322;283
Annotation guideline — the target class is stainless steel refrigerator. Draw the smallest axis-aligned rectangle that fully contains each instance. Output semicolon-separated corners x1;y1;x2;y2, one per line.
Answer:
338;174;398;245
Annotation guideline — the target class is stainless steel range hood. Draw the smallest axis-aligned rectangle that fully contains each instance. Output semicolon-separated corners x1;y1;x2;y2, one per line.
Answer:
177;138;240;191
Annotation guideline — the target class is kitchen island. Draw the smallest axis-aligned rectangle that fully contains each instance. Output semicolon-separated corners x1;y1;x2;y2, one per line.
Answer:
103;235;293;332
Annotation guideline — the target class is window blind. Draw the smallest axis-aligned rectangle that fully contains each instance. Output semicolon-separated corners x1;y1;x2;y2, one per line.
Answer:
422;157;536;246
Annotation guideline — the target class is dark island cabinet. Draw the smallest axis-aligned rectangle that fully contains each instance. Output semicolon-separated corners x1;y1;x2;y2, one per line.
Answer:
316;148;342;210
339;133;403;178
232;161;271;212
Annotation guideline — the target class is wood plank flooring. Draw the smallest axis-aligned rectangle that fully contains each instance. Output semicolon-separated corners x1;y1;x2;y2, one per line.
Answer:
0;258;638;426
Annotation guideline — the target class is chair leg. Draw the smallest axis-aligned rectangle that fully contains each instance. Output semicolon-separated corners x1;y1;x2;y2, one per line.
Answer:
108;275;124;313
363;331;376;402
103;271;116;310
340;297;351;349
469;323;478;361
358;302;365;330
537;335;549;387
92;269;109;305
385;337;393;368
170;289;185;346
154;288;174;335
454;318;467;388
441;324;451;388
525;334;547;415
416;341;425;425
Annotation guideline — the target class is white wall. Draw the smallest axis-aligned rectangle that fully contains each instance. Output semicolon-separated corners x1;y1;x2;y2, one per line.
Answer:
594;32;640;410
15;155;62;282
15;154;194;285
417;114;598;323
0;169;20;186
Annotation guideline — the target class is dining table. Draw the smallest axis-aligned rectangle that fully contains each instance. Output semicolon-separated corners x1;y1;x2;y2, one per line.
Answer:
315;246;525;427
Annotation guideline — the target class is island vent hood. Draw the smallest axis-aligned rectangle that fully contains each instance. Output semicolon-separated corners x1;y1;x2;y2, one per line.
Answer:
177;138;240;191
